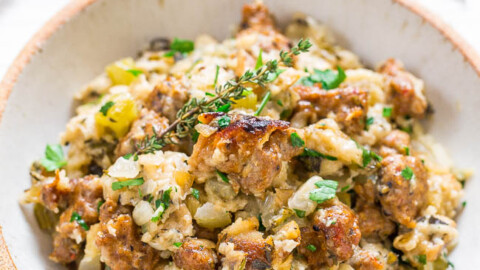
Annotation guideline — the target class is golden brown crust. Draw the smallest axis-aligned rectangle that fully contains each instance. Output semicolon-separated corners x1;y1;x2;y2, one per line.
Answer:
355;200;396;240
146;78;189;123
173;238;217;270
293;85;369;134
96;200;160;270
189;113;302;196
378;154;428;228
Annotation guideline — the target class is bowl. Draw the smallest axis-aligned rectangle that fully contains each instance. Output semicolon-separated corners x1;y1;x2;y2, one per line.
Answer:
0;0;479;268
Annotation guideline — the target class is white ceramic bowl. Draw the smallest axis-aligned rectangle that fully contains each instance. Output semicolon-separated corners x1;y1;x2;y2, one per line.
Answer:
0;0;479;269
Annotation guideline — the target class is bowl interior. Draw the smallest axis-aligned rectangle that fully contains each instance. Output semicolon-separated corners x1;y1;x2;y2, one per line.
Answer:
0;0;479;268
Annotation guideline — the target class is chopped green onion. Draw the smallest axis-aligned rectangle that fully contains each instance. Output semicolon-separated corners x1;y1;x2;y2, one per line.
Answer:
111;177;144;191
254;91;271;116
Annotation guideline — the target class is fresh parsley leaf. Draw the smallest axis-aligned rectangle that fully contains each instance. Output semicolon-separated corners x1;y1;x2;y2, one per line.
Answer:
254;91;271;116
218;115;231;129
151;202;165;222
362;148;372;167
173;242;183;247
123;153;133;160
216;102;231;113
99;101;115;116
191;188;200;200
126;69;143;77
309;180;338;204
111;177;144;191
299;66;346;90
70;212;89;230
365;117;374;129
294;209;306;218
162;187;172;208
462;201;467;207
383;107;392;117
276;100;283;107
401;166;414;180
404;146;410;156
168;38;194;54
255;49;263;70
340;185;351;192
97;200;105;212
216;170;229;183
307;244;317;252
300;148;337;161
290;132;305;147
417;254;427;265
192;130;200;143
40;144;67;172
213;65;220;87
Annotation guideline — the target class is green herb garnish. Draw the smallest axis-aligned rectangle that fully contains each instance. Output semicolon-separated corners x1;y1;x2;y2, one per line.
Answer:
217;115;231;129
99;101;115;116
417;254;427;265
401;166;414;180
173;242;183;247
40;144;67;172
290;132;305;147
294;209;306;218
213;65;220;87
205;92;215;97
365;117;374;129
216;170;229;183
300;148;337;161
276;100;283;107
126;69;143;77
191;188;200;200
97;200;105;212
404;146;410;156
254;91;271;116
306;244;317;252
165;38;194;56
123;153;133;160
299;66;346;90
70;212;89;230
111;177;144;191
216;102;231;113
255;49;263;70
309;180;338;204
383;107;392;117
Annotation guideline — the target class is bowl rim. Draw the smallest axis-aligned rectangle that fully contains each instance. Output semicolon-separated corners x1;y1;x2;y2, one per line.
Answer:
0;0;479;268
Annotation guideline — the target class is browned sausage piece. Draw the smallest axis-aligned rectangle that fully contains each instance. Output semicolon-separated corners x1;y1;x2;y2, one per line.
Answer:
292;85;369;134
298;200;361;268
189;113;302;197
146;78;188;123
378;154;428;228
114;108;170;158
355;200;396;240
96;200;160;270
173;238;218;270
49;175;103;264
378;58;427;119
379;129;411;157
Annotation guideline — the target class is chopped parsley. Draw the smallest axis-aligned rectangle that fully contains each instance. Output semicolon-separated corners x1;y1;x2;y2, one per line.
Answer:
99;101;115;116
300;148;337;160
404;146;410;156
164;38;194;56
216;170;229;183
294;209;306;218
192;130;200;143
213;65;220;87
173;242;183;247
417;254;427;265
123;153;133;159
216;102;231;113
111;177;144;191
299;66;346;90
205;92;215;97
126;69;143;77
290;132;305;147
97;200;105;212
70;212;89;231
217;115;231;128
151;187;173;222
309;180;338;204
191;188;200;200
401;166;414;180
276;100;283;107
40;144;67;172
462;201;467;207
254;91;271;116
340;185;351;192
361;147;382;167
365;117;374;129
383;107;392;117
306;244;317;252
255;49;263;70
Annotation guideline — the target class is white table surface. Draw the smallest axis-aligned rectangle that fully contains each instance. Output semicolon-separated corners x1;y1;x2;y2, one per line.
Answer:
0;0;479;79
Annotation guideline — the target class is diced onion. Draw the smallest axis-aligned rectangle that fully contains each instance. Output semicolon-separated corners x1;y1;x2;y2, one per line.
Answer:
133;201;154;226
194;202;231;229
195;124;218;137
108;157;140;179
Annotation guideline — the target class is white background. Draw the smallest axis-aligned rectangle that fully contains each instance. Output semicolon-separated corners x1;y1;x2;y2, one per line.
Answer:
0;0;480;79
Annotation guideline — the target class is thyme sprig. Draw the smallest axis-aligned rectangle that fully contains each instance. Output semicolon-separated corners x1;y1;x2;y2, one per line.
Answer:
133;39;312;156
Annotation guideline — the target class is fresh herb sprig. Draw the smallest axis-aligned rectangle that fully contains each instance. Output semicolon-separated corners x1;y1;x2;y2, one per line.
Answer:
133;39;312;156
